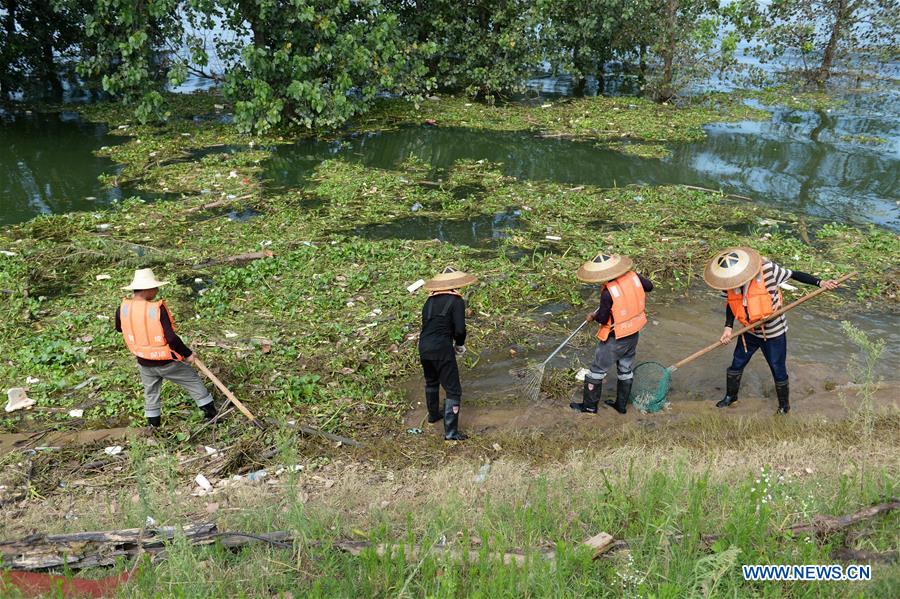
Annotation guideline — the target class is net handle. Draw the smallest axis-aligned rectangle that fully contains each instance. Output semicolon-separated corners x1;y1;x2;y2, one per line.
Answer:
668;272;856;372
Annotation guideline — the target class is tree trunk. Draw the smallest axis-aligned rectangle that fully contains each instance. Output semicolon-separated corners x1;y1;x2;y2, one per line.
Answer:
572;46;586;96
657;0;679;102
816;0;848;84
42;40;63;100
638;44;647;84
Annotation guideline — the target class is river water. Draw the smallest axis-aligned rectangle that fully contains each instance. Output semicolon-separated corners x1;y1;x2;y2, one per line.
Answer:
4;89;895;229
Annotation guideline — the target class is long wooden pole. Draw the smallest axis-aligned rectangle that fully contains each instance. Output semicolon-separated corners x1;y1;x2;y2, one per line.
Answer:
193;359;264;429
669;272;856;372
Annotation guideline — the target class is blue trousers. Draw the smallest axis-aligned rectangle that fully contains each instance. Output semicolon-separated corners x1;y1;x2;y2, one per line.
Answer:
729;333;788;383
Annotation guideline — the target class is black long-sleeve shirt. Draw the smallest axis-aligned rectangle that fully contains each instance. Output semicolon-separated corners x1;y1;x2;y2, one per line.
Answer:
724;268;821;329
115;303;192;366
592;273;654;334
418;293;467;358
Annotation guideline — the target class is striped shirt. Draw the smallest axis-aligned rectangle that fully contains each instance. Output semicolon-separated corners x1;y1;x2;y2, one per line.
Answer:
725;261;792;339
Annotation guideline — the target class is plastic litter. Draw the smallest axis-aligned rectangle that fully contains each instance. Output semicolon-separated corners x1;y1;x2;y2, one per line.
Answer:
407;279;426;293
95;274;111;281
575;368;589;382
545;235;562;241
5;388;35;413
246;470;267;482
195;474;213;492
68;409;84;418
475;463;491;483
104;446;123;456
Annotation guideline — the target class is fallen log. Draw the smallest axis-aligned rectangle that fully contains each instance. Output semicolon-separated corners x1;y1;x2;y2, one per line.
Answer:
2;500;895;572
195;250;273;268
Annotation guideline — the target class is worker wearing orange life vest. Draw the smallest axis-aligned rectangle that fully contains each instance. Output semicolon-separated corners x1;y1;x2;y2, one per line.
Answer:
115;269;217;427
703;247;840;414
570;254;653;415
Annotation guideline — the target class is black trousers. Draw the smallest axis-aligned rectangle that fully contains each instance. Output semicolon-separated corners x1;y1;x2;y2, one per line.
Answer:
420;352;462;400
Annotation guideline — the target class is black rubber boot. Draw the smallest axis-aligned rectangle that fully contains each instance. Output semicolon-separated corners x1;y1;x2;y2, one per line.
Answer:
775;380;790;414
200;402;218;421
147;415;161;428
605;378;631;414
570;380;601;413
425;388;442;423
443;397;467;440
716;370;742;408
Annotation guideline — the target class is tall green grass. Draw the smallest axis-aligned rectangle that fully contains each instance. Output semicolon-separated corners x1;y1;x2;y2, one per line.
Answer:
114;460;897;598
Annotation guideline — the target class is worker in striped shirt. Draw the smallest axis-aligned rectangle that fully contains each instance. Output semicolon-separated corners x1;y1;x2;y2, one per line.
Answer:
703;247;840;414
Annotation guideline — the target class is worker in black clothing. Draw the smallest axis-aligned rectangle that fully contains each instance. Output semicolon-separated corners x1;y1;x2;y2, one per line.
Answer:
418;267;477;441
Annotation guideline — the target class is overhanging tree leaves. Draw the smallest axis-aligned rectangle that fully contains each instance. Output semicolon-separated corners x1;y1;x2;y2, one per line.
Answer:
390;0;540;101
751;0;900;83
214;0;430;133
78;0;186;121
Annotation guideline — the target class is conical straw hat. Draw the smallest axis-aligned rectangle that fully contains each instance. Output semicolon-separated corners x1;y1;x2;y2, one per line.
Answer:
703;247;762;290
424;267;477;292
576;253;633;283
122;268;169;291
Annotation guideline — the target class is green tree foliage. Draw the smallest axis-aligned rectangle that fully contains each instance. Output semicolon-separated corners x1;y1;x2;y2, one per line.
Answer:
640;0;740;102
749;0;900;83
212;0;429;133
0;0;87;100
78;0;186;121
390;0;540;100
538;0;631;95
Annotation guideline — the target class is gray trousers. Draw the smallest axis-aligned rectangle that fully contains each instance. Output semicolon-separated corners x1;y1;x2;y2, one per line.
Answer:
585;332;639;383
137;361;213;417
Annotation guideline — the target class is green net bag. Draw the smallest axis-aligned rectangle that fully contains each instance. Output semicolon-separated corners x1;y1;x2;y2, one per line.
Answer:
629;361;671;413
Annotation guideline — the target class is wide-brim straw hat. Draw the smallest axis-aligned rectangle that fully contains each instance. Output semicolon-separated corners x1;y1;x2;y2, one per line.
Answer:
122;268;169;291
703;247;762;290
576;253;633;283
424;267;478;292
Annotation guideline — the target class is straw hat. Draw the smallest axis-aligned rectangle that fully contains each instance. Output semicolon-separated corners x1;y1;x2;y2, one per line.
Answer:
703;247;762;290
424;267;477;292
122;268;169;291
576;253;634;283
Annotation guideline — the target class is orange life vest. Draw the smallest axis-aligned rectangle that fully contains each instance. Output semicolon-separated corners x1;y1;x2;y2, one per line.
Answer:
120;298;182;361
726;270;781;329
597;271;648;342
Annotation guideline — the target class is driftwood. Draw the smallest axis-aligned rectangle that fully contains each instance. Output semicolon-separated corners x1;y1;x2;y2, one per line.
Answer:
195;250;273;268
2;501;895;572
0;524;296;571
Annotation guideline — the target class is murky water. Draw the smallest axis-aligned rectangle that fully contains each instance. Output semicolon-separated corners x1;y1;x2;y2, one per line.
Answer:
0;111;124;225
2;90;898;228
265;91;900;230
354;209;522;246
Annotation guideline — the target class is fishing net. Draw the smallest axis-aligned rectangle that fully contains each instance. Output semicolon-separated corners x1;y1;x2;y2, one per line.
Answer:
629;361;671;413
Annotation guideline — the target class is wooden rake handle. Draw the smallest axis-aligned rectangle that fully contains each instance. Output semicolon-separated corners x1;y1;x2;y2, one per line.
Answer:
193;358;265;430
669;272;857;372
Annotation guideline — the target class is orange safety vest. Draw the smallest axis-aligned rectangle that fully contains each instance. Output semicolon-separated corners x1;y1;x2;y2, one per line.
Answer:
120;298;182;361
726;270;781;329
597;271;648;342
